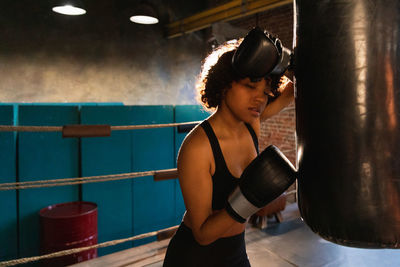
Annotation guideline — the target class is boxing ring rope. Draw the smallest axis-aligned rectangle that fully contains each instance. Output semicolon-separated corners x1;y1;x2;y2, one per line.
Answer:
0;168;178;191
0;121;202;137
0;225;179;267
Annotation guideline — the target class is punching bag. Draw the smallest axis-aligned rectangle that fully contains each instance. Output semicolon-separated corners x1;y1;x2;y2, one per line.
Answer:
295;0;400;248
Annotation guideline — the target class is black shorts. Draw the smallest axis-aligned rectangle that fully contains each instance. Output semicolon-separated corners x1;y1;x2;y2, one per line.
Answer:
163;222;251;267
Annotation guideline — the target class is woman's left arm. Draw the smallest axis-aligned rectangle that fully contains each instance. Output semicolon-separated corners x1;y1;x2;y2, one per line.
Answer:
260;75;294;122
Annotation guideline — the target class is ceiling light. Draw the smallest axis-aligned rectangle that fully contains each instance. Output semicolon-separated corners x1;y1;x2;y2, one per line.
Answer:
130;15;158;24
130;3;159;24
52;1;86;16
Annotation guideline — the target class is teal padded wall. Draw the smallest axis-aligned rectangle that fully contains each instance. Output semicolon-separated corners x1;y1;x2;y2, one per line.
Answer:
80;106;134;256
18;105;80;258
0;105;17;260
131;106;175;246
173;105;209;224
80;105;176;253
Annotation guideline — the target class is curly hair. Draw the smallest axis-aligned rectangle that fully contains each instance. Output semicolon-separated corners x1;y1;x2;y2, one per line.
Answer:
196;39;284;110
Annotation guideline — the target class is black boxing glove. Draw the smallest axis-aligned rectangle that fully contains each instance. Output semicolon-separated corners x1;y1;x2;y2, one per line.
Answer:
226;145;297;223
268;34;292;76
232;27;293;80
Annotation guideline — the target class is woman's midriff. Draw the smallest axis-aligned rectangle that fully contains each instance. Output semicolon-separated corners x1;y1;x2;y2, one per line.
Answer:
182;209;246;238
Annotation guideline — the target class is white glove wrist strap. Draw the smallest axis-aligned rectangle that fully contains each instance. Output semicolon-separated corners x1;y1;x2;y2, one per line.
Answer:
228;187;260;219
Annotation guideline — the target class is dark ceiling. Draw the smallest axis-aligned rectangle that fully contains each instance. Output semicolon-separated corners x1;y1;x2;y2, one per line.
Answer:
0;0;208;39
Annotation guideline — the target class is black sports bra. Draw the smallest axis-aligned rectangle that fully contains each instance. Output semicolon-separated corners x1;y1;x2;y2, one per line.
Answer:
200;120;259;210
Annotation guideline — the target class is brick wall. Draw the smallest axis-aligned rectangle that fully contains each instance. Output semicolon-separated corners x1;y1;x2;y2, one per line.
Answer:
259;103;296;164
231;4;297;201
230;4;294;48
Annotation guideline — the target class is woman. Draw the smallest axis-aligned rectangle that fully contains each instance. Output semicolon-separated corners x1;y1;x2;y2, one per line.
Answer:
163;38;294;266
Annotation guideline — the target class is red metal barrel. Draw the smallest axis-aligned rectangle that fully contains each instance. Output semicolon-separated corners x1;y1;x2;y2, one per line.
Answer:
39;201;98;266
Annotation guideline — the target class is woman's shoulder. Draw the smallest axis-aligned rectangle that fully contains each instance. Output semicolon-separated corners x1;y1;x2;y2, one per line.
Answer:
180;122;209;154
177;122;213;166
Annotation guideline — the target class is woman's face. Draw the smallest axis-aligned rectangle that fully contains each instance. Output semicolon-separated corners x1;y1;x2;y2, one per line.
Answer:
222;77;273;123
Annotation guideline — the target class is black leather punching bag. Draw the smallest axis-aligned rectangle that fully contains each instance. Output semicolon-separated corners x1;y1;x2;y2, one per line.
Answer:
295;0;400;248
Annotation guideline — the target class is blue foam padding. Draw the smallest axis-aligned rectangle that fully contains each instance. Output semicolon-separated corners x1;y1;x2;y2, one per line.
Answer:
18;105;80;258
0;105;17;260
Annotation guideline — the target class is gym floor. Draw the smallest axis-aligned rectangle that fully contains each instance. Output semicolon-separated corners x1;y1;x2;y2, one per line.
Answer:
71;203;400;267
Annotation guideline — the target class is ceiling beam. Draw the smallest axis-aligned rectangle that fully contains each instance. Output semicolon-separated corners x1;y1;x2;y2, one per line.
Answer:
166;0;293;39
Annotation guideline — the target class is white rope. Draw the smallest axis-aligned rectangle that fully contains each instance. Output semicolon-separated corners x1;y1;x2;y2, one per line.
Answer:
0;225;178;267
0;121;201;132
0;169;177;191
0;126;62;132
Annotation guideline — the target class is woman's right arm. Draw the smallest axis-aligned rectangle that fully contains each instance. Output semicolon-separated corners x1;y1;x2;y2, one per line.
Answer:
177;129;241;245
